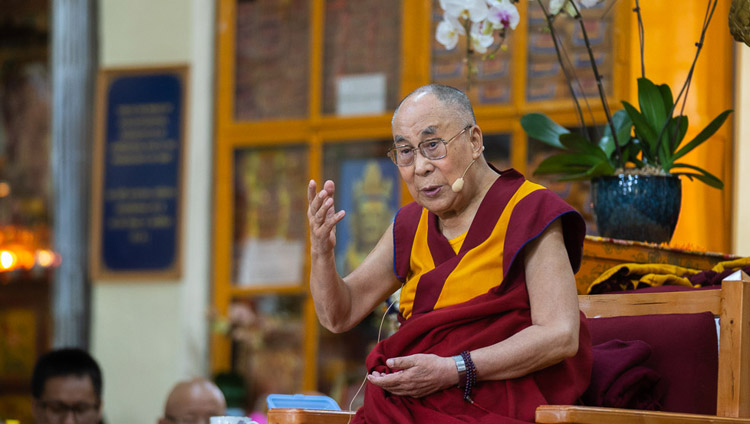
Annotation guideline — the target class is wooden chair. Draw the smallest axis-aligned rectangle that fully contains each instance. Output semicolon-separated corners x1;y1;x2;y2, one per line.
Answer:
536;270;750;424
267;271;750;424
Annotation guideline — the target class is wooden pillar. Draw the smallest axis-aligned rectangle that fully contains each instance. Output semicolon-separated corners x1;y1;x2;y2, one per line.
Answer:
717;271;750;417
50;0;97;348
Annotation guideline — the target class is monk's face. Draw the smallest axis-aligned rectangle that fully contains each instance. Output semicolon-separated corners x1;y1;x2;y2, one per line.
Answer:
32;375;102;424
391;92;476;218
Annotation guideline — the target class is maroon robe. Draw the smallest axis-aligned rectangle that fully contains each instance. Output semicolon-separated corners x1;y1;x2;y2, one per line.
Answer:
352;169;592;423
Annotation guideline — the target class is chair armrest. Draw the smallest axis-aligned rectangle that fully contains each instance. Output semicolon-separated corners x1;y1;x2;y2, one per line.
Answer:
267;408;357;424
536;405;750;424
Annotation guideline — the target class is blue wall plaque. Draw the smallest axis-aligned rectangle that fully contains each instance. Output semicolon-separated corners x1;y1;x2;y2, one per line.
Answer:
94;68;186;277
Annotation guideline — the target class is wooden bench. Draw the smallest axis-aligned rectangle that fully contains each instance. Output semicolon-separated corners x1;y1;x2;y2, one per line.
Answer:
268;271;750;424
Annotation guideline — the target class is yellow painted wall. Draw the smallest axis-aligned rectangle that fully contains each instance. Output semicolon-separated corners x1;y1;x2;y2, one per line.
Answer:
631;1;734;253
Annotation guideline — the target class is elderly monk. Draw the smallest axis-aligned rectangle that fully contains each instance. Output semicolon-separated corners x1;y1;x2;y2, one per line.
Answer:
158;378;226;424
307;84;591;423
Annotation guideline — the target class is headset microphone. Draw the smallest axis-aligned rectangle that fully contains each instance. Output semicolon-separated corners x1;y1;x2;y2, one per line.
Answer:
451;158;477;193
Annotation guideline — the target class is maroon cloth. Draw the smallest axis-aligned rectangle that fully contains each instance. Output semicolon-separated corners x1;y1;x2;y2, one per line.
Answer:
588;268;653;294
688;265;750;287
352;169;592;423
581;339;665;410
589;265;750;294
585;312;718;414
351;279;592;423
606;365;662;409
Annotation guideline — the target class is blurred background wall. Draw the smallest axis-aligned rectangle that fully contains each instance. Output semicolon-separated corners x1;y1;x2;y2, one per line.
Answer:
92;0;214;422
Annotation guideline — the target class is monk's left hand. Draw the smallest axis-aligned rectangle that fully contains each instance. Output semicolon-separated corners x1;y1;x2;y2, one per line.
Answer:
367;354;457;398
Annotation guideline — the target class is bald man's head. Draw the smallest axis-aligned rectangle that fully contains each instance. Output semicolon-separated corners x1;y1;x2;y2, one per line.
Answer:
159;378;226;424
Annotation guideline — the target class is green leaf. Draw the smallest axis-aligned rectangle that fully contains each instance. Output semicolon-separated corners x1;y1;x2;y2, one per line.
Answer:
559;133;607;158
622;101;659;159
613;109;634;147
669;163;724;189
556;161;616;181
672;110;733;162
586;160;616;177
557;172;599;181
598;134;615;158
630;157;645;168
637;77;669;148
658;139;671;170
666;115;688;153
658;117;684;169
599;109;633;159
532;147;615;182
520;113;570;149
535;152;604;171
677;173;724;189
658;83;674;116
620;141;641;166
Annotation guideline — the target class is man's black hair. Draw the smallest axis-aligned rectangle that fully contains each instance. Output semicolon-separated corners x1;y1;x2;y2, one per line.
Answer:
31;348;103;400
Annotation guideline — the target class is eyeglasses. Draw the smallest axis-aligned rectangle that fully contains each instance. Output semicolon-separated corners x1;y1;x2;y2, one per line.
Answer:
387;125;472;167
39;400;100;423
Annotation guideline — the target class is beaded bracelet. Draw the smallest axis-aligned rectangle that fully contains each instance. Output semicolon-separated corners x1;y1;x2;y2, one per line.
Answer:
460;350;476;402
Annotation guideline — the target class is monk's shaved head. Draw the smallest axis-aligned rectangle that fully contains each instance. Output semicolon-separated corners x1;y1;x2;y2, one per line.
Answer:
159;377;226;424
392;83;476;127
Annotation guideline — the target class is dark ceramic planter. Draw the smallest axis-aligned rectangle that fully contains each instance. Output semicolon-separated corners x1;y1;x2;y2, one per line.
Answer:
591;174;682;244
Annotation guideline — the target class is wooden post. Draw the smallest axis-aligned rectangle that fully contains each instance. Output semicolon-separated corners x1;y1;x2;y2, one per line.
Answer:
717;270;750;417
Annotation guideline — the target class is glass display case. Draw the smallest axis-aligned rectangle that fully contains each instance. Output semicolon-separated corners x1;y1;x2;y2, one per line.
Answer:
226;293;306;413
235;0;310;120
526;0;615;102
233;146;309;287
322;0;402;116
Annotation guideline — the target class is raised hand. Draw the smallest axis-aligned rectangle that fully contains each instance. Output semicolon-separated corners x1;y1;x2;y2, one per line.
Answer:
307;179;346;257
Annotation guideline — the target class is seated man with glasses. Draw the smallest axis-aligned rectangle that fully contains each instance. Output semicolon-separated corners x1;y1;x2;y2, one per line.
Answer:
307;83;592;422
158;378;226;424
31;348;103;424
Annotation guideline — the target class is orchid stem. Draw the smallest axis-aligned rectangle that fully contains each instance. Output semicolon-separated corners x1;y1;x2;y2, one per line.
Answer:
537;0;587;138
634;0;645;78
569;0;621;167
464;19;473;91
482;28;508;60
656;0;717;152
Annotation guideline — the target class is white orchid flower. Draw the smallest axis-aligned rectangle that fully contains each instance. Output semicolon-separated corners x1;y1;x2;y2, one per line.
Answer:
549;0;603;16
439;0;489;22
548;0;566;15
578;0;604;8
470;20;495;53
548;0;559;14
436;18;462;50
488;0;520;30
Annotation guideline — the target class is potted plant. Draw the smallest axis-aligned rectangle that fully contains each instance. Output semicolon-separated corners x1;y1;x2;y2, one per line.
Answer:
435;0;732;243
522;73;731;243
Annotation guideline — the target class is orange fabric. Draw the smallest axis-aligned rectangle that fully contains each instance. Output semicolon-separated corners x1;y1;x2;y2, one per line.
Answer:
399;180;544;319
